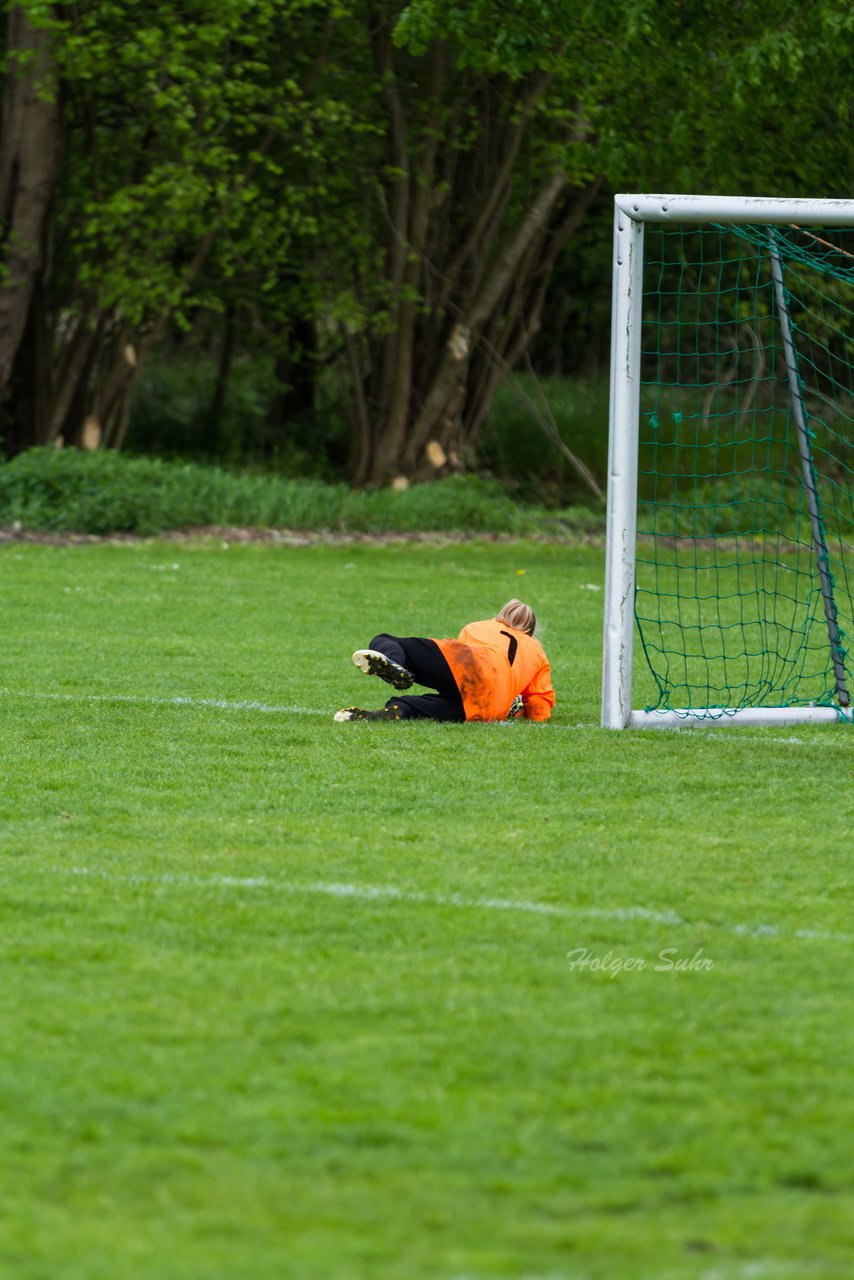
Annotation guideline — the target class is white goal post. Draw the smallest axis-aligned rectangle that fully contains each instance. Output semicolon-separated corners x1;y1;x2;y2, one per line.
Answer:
601;194;854;729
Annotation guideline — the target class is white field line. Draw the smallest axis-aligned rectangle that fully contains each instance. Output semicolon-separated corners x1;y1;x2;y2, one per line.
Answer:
0;685;553;722
63;866;852;944
0;687;326;716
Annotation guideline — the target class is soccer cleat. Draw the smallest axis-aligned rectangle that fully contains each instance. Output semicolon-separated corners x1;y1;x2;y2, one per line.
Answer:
351;649;414;690
333;705;403;722
508;695;525;718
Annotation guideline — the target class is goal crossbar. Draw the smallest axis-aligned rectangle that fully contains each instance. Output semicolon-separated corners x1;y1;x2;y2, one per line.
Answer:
614;194;854;226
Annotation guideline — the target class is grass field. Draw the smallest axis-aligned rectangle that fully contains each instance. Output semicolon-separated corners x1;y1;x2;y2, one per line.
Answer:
1;536;852;1280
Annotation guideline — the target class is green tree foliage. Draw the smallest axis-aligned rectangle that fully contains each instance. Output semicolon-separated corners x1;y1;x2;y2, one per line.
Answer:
317;0;854;482
0;0;852;480
1;0;360;452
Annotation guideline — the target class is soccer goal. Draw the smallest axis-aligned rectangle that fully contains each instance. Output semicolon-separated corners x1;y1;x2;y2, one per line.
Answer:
602;194;854;729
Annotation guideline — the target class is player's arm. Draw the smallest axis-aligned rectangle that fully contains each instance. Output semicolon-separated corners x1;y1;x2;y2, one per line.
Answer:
521;661;555;721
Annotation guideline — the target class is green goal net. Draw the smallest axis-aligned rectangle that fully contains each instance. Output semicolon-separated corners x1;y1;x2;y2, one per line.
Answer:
633;219;853;721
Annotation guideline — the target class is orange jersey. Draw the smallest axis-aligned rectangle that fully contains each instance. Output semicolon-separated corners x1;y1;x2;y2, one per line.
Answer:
434;619;555;722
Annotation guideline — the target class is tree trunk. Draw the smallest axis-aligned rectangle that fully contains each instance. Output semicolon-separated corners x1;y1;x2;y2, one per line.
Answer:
0;8;60;399
208;302;237;455
369;13;410;453
367;24;447;483
462;177;605;453
48;310;104;443
97;326;140;448
402;167;571;472
2;269;52;455
343;327;372;486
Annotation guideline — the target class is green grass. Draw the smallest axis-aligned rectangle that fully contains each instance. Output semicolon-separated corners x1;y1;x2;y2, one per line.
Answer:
1;538;852;1279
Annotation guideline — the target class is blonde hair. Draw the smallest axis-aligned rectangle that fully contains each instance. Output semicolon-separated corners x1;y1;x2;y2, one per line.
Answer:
495;599;536;636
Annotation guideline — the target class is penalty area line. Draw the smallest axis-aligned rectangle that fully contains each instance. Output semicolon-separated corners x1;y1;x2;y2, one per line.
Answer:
62;866;853;944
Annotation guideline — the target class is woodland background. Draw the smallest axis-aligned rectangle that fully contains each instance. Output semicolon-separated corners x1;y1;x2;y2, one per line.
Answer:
1;0;852;504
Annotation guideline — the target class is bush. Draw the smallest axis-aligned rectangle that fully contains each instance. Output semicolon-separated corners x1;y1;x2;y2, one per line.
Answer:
0;449;340;534
343;474;525;534
0;448;605;538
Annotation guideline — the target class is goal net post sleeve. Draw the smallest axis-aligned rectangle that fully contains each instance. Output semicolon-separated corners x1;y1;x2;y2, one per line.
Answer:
601;207;643;729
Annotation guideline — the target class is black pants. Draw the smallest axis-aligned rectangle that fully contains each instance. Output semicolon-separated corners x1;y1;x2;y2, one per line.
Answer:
369;633;465;722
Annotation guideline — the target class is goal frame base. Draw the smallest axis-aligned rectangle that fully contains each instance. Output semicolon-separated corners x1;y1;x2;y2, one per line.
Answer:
626;706;854;731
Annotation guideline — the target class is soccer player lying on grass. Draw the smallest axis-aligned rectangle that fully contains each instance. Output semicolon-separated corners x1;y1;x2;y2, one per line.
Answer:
334;599;554;723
